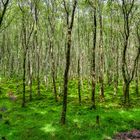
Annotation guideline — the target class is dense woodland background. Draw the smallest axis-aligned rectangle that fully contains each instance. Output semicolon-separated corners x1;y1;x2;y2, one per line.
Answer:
0;0;140;140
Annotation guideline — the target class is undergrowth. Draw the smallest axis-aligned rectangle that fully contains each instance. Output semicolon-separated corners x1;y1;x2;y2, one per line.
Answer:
0;78;140;140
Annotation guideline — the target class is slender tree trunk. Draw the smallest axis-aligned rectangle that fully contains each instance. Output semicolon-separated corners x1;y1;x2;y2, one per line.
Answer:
37;47;40;97
28;49;33;101
135;77;139;96
91;6;97;109
123;82;130;104
114;38;119;95
61;29;72;124
135;26;140;97
47;11;58;102
29;72;33;101
22;51;26;107
61;0;77;125
34;1;40;97
50;42;58;102
77;58;81;105
18;2;34;107
122;39;129;104
10;55;14;78
98;1;104;98
135;59;139;96
52;72;57;102
77;8;81;105
108;0;113;86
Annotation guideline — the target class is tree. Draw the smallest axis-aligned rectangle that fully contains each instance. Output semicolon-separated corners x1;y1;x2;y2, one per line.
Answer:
61;0;77;125
18;1;34;107
77;5;81;105
88;0;97;109
121;0;140;104
98;0;104;98
135;21;140;96
47;0;58;102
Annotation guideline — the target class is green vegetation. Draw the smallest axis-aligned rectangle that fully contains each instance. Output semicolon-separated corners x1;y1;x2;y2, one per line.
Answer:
0;0;140;139
0;79;140;140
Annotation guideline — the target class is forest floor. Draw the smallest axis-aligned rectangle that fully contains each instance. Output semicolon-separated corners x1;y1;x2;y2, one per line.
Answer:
0;78;140;140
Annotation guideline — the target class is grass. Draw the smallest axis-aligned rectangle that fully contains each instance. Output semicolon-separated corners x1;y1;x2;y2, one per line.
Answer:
0;78;140;140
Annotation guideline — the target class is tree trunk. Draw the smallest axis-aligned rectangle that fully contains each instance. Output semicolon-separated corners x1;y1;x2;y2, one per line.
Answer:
50;41;58;102
114;39;119;95
22;51;26;107
91;6;97;109
28;50;32;101
60;0;77;125
77;8;81;105
135;74;139;96
98;1;104;98
135;61;139;96
37;48;40;97
61;29;72;125
77;58;81;105
123;82;130;105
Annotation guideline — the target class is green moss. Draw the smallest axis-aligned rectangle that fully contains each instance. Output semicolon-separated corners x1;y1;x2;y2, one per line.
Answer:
0;79;140;140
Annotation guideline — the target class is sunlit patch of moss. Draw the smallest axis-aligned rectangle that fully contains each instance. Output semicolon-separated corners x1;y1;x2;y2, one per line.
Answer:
41;124;56;133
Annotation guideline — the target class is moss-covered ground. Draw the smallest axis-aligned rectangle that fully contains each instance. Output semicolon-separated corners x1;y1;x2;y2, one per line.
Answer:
0;78;140;140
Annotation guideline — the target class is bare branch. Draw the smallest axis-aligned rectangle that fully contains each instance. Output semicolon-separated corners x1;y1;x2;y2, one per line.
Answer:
0;0;10;26
70;0;77;29
63;0;69;26
127;0;135;16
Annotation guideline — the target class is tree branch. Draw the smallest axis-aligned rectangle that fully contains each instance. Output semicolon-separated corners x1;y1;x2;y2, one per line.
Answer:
63;0;69;26
70;0;77;29
0;0;10;26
